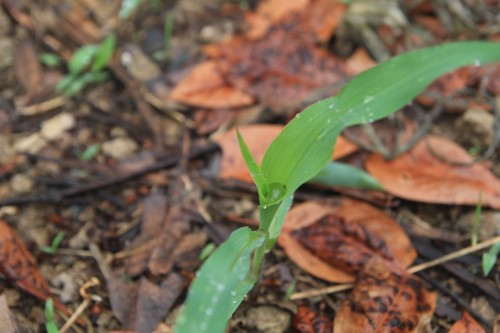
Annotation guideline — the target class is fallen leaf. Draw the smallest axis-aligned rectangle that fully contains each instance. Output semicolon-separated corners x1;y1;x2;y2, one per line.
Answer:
216;125;358;183
293;305;332;333
108;273;184;333
333;256;436;333
448;311;485;333
175;0;346;112
0;219;70;316
14;40;44;106
345;48;377;76
169;61;254;109
278;200;416;283
0;294;19;333
366;135;500;209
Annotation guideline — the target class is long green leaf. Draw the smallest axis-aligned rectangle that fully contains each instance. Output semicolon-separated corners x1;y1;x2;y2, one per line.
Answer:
174;227;266;333
237;129;268;201
261;42;500;198
309;161;383;190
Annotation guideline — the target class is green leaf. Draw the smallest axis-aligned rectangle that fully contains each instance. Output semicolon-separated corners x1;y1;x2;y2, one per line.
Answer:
39;53;63;67
119;0;141;19
237;129;268;202
482;242;500;276
261;194;293;250
309;161;383;190
45;298;60;333
92;34;116;72
78;144;101;161
41;232;65;255
261;42;500;199
68;45;98;75
174;227;266;333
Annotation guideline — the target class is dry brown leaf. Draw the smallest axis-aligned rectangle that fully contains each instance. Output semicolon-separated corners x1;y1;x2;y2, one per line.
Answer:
345;48;377;76
278;200;416;283
14;40;44;106
0;219;70;316
366;135;500;209
0;294;19;333
216;125;358;183
448;311;485;333
293;305;332;333
333;256;436;333
169;61;254;109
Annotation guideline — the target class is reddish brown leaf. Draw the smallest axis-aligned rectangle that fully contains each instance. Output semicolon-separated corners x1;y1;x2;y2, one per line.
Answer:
366;135;500;209
14;40;44;105
333;256;437;333
169;61;254;109
448;311;485;333
216;125;358;183
0;219;70;316
345;48;377;76
293;305;332;333
278;200;416;283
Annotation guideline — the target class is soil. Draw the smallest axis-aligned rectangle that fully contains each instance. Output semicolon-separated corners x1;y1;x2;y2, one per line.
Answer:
0;0;499;333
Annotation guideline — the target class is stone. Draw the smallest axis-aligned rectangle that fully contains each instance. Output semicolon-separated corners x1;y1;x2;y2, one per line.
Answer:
40;112;76;140
102;137;138;160
455;108;495;147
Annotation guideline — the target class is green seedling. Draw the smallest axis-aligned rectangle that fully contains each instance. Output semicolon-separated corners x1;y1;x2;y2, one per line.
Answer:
472;192;482;246
56;34;116;96
39;53;63;67
482;242;500;276
45;298;60;333
153;11;175;61
174;42;500;333
42;232;65;254
78;144;101;161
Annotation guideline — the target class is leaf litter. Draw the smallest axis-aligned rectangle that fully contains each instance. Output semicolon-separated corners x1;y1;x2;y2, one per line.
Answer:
0;0;499;332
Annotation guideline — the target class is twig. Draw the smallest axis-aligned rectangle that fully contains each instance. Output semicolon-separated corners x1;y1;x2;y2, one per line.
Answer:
290;235;500;300
16;96;67;116
0;142;218;207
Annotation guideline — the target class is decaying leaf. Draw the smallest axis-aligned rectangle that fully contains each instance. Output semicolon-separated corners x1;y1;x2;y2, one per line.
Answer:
293;305;332;333
448;311;485;333
278;200;416;283
0;219;70;316
333;256;437;333
169;61;254;109
108;273;184;333
216;125;358;183
171;0;347;111
366;135;500;209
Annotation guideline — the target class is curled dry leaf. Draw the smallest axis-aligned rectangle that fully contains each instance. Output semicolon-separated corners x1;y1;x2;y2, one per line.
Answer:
366;135;500;209
278;200;416;283
333;256;436;333
448;311;485;333
0;219;70;316
216;125;358;183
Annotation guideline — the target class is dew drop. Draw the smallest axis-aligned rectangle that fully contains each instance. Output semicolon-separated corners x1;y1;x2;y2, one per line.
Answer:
474;59;481;67
205;308;213;316
216;284;225;292
200;322;208;331
231;291;237;297
295;113;301;119
363;95;374;103
327;118;331;124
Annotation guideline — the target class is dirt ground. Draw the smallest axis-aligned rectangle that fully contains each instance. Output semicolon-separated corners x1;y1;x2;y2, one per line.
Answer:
0;0;499;332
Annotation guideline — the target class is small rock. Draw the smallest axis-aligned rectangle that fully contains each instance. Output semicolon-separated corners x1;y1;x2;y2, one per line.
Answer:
471;297;496;323
102;137;138;160
246;305;291;333
10;174;34;194
455;109;495;147
41;112;76;140
14;133;47;153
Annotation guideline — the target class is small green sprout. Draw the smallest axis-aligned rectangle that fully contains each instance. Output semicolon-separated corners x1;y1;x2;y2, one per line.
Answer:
78;144;101;161
45;298;60;333
482;242;500;276
42;232;65;254
56;34;116;96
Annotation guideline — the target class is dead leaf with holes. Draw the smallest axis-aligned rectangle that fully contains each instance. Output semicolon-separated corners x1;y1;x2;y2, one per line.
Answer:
448;311;485;333
366;135;500;209
278;200;416;283
293;305;332;333
171;0;347;112
333;256;436;333
0;219;71;316
216;125;358;183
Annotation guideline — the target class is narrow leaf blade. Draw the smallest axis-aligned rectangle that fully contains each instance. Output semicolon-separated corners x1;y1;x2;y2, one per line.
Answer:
237;130;268;201
174;227;266;333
